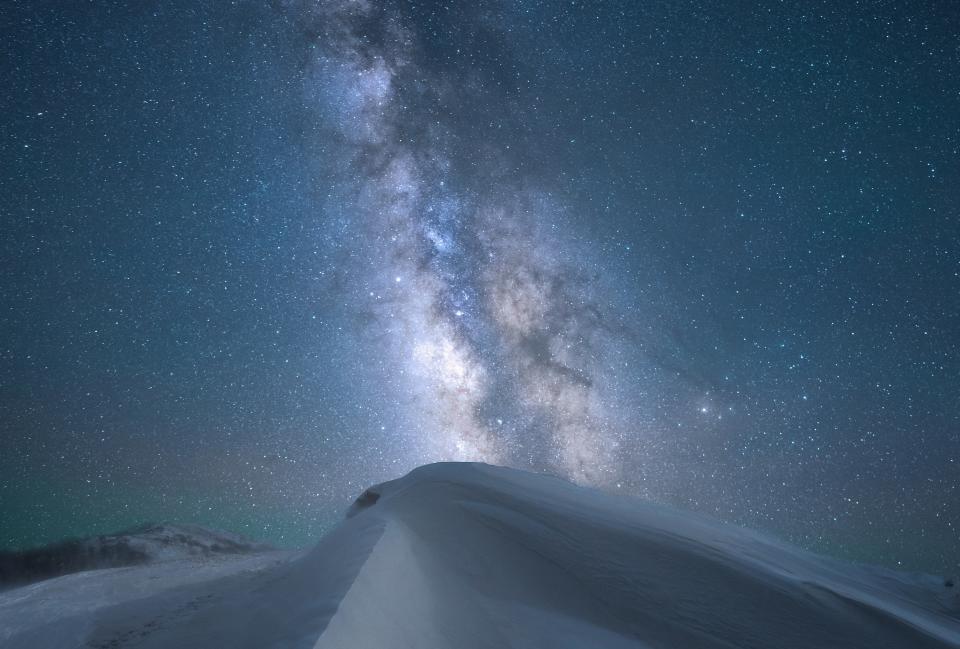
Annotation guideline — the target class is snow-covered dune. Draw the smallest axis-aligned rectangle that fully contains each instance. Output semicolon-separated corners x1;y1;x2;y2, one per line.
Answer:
1;463;958;648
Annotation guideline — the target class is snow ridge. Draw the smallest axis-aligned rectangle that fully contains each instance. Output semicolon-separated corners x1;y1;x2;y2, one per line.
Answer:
1;462;958;648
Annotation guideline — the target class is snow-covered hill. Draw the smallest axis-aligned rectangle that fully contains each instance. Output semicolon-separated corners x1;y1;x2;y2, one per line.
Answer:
85;523;275;561
0;523;275;589
1;463;957;648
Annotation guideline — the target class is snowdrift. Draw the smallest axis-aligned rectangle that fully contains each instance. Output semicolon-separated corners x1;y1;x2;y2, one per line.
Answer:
1;462;957;648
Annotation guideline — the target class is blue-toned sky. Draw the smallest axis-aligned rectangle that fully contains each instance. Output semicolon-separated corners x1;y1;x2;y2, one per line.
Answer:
1;0;958;575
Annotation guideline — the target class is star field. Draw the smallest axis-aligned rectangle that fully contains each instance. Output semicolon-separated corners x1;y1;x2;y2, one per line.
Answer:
1;0;958;575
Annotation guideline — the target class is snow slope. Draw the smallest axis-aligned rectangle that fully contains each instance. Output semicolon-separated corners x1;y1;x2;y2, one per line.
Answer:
0;523;276;589
0;525;292;647
80;523;276;561
1;462;957;648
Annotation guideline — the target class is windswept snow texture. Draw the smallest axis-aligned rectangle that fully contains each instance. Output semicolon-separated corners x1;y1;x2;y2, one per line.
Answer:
2;464;958;648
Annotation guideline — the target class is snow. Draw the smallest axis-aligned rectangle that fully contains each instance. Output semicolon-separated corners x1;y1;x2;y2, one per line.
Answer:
1;462;958;648
92;523;275;561
0;523;276;591
0;526;293;648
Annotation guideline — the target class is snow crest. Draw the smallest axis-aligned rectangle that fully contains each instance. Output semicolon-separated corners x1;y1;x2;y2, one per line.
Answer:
1;463;958;648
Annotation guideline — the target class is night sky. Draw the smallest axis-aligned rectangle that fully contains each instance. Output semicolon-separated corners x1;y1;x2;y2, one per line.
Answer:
2;1;958;575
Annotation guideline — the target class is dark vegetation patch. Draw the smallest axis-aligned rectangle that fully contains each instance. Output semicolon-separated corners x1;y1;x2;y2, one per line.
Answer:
0;537;149;589
0;524;265;589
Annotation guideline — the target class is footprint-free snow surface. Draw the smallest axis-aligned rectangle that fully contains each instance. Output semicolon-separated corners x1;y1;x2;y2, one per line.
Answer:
1;463;958;648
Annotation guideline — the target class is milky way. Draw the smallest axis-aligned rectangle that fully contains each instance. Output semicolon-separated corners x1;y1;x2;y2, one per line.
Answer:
293;0;627;484
2;0;958;575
